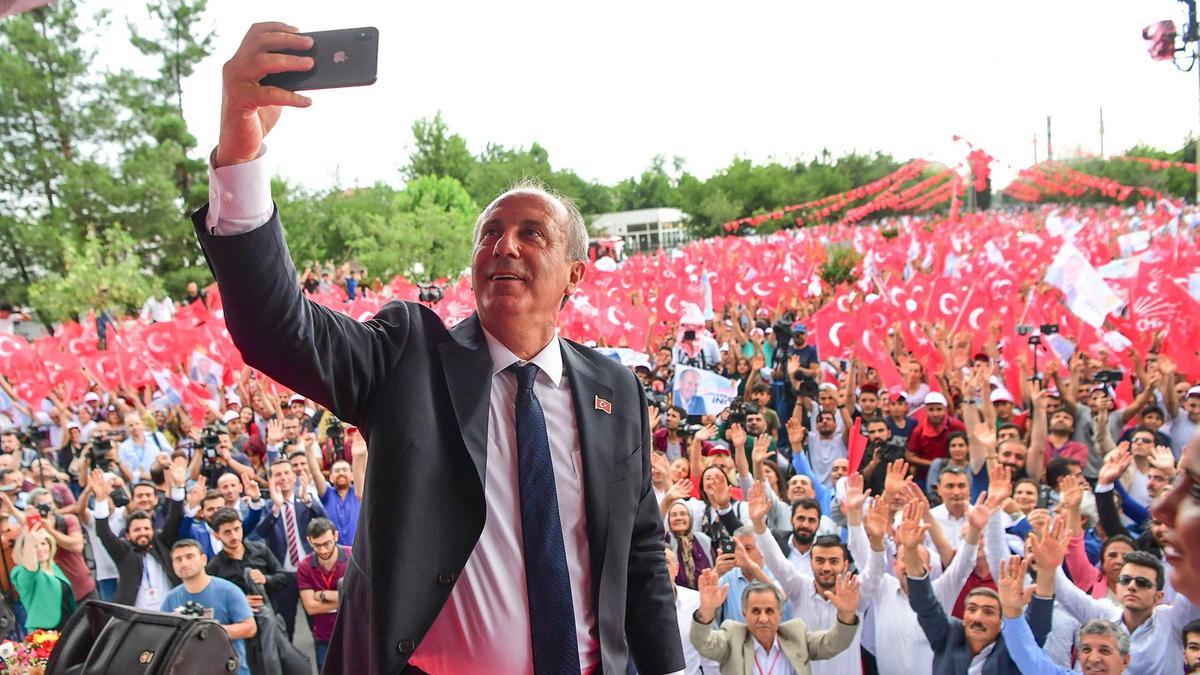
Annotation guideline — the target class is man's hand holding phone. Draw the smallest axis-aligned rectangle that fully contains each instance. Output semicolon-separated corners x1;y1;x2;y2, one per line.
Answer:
216;23;316;168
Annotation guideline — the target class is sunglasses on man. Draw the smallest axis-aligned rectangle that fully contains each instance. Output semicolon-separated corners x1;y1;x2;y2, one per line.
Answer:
1117;574;1156;591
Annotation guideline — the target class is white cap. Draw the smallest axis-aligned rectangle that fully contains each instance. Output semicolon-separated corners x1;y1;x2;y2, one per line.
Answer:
1187;385;1200;399
924;392;949;406
66;421;81;431
83;392;100;403
989;389;1014;404
221;410;239;423
288;394;306;405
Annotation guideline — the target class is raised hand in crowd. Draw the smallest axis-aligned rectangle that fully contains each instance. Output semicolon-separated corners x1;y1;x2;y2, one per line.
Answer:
823;572;862;625
997;555;1032;619
695;568;730;624
1097;446;1134;487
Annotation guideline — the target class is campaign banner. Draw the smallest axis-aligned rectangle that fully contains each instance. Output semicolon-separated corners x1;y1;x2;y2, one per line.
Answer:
672;365;738;416
595;348;651;370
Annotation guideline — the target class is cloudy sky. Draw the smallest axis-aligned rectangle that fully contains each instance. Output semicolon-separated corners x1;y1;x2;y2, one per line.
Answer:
101;0;1199;196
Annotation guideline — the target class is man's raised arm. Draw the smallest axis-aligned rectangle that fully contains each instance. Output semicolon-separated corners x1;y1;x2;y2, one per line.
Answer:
194;23;412;429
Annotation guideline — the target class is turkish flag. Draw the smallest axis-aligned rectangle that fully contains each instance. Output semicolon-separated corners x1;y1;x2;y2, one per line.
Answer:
143;323;181;366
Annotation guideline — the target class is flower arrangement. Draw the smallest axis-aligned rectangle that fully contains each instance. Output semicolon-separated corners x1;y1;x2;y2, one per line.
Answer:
0;630;60;674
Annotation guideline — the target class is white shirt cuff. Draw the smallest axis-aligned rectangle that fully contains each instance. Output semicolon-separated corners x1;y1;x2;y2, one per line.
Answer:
205;146;273;235
170;486;186;501
93;500;111;520
1093;482;1115;494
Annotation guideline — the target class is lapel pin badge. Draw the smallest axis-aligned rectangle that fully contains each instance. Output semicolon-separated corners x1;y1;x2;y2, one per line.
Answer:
594;395;612;414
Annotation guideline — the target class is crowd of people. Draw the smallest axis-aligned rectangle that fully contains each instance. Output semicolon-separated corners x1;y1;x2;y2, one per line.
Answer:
0;202;1198;674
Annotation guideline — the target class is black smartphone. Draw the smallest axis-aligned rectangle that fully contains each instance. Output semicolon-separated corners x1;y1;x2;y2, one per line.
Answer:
260;27;379;92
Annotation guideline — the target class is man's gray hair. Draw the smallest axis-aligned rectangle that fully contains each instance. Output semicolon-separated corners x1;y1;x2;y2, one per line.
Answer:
472;178;588;263
740;581;784;611
1076;619;1130;656
732;526;756;539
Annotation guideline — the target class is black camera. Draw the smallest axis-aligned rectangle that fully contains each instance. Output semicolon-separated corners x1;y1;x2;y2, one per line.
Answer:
716;535;736;556
417;283;444;304
19;426;49;449
89;438;113;472
1041;324;1060;335
327;417;346;461
683;329;697;341
726;398;750;427
646;389;669;414
35;503;52;518
1094;369;1124;384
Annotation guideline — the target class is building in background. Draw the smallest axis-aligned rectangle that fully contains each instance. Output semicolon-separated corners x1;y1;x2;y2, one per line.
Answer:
590;207;690;255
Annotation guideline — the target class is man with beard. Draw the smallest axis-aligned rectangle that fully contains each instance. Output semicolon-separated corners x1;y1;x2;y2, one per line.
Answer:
207;507;287;610
90;464;185;609
749;482;883;675
298;518;349;669
807;410;847;489
905;392;965;485
1046;408;1091;464
717;526;790;623
1185;619;1200;673
858;418;904;496
306;440;361;544
162;540;256;675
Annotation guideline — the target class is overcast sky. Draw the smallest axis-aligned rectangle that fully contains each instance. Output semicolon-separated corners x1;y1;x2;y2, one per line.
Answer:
101;0;1199;197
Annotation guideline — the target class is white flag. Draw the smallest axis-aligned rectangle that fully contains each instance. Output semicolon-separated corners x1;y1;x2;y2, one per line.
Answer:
1043;242;1124;328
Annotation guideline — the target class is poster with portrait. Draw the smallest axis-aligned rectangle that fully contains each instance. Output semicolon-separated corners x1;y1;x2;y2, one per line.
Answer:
671;365;738;416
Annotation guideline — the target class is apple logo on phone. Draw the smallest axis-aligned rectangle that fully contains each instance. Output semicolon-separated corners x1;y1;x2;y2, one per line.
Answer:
333;50;349;64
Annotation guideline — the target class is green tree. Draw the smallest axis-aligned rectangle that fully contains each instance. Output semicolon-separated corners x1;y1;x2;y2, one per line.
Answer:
27;225;163;325
404;111;475;184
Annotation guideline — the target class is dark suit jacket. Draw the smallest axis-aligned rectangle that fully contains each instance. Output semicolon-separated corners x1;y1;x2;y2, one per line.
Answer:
192;208;683;674
253;496;327;567
206;539;289;598
908;574;1053;675
94;496;184;606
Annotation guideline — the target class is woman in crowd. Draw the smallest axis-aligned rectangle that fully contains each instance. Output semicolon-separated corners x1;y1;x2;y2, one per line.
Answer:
663;500;711;590
10;527;74;631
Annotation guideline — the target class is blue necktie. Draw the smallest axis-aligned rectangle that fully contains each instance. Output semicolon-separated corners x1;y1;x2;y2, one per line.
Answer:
507;362;580;675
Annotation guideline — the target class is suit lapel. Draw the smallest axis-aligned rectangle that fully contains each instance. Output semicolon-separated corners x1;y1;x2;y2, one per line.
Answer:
440;314;493;488
561;340;614;601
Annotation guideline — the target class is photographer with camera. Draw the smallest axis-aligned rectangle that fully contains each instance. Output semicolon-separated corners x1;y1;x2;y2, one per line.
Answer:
190;425;255;487
673;305;721;371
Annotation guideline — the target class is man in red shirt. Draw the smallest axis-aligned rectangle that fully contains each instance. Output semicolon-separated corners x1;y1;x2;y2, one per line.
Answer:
297;518;349;670
905;392;966;485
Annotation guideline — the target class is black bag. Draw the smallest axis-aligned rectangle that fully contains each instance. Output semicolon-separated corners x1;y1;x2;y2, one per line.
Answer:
0;593;16;639
46;600;241;675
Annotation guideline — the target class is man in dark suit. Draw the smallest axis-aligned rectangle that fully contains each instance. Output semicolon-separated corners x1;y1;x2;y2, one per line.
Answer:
250;458;326;640
89;465;184;609
193;22;684;674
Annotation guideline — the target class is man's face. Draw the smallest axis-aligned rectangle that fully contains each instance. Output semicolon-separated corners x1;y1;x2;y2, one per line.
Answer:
1014;482;1039;513
745;413;766;435
830;459;849;483
217;433;232;453
665;409;682;431
998;426;1021;444
171;546;206;581
751;390;770;409
126;518;154;549
471;192;584;331
126;415;144;436
216;520;243;551
282;418;301;441
710;455;733;478
998;441;1028;473
993;400;1013;419
792;508;819;545
1050;410;1075;434
1115;562;1162;612
200;496;224;523
792;330;807;347
308;530;339;561
1147;467;1170;499
735;534;764;567
1149;519;1168;546
131;486;158;512
810;545;846;591
1;435;18;453
888;397;908;417
817;389;836;411
217;474;242;504
330;461;353;489
1141;411;1164;432
679;371;699;400
859;392;879;416
938;473;970;514
186;282;199;296
1186;631;1200;672
788;475;814;502
962;594;1002;647
290;401;306;418
227;418;244;436
925;403;946;427
290;454;309;479
866;422;890;443
1186;396;1200;421
816;413;836;436
743;591;782;647
1044;396;1063;415
270;462;296;494
1130;431;1156;456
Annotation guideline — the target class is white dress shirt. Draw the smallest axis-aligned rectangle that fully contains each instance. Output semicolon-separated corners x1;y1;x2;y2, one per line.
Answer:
753;636;798;675
756;524;882;675
674;585;720;674
410;331;598;674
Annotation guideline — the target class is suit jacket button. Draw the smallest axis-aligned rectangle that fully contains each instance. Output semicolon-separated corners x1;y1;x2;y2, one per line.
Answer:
398;639;415;654
437;572;455;585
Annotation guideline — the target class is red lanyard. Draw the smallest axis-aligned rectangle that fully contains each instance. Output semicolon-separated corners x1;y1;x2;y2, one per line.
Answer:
316;548;340;589
754;646;781;675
